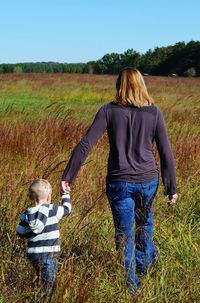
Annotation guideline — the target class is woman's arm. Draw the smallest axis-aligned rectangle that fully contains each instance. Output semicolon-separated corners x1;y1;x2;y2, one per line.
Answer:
61;105;107;190
155;108;177;197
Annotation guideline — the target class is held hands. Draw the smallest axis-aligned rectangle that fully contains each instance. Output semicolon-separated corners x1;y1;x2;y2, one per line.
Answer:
60;181;71;195
167;193;178;206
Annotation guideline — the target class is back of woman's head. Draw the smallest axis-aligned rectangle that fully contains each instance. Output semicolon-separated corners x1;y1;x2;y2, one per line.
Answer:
115;68;154;107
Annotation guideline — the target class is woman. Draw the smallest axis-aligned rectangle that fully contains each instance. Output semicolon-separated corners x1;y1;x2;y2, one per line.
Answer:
60;68;178;294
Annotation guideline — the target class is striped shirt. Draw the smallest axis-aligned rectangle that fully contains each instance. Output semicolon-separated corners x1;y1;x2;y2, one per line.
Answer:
16;194;71;258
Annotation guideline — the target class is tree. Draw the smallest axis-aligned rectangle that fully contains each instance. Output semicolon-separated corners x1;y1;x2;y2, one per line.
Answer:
121;49;141;69
183;67;196;77
83;61;96;74
0;40;199;76
13;65;23;73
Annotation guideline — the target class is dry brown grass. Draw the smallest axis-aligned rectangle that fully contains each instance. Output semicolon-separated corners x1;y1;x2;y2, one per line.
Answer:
0;74;199;303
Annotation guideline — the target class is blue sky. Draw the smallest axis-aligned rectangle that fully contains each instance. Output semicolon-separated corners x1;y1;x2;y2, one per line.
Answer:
0;0;199;63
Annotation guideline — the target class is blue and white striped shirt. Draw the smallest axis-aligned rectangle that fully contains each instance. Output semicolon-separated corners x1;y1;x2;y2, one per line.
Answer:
16;194;71;257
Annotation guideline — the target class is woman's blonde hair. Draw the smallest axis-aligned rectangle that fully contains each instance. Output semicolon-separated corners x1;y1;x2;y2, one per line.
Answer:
115;68;154;107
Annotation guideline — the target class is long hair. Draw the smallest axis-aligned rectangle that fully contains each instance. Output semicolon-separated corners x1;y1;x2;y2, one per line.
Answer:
115;68;154;107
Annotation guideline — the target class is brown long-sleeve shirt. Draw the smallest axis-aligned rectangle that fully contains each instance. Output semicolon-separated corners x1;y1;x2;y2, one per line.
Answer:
62;102;177;195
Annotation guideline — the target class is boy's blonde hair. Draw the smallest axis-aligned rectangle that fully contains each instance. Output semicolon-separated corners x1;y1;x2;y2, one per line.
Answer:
29;179;52;202
115;67;154;107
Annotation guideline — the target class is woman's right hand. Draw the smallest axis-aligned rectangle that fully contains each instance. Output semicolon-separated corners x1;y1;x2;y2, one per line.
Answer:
60;181;71;194
167;193;178;206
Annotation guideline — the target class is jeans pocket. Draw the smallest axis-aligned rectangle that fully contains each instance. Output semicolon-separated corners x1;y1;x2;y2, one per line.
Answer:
141;179;159;205
141;178;159;190
106;182;128;202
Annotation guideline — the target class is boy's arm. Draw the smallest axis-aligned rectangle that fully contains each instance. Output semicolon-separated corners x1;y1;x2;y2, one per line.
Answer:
16;212;31;238
56;192;71;220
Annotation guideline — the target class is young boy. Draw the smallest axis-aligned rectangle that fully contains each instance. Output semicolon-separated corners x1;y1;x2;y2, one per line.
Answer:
16;179;71;291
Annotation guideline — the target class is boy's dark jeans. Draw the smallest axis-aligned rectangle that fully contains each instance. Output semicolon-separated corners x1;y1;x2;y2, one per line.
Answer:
106;178;159;291
28;254;57;291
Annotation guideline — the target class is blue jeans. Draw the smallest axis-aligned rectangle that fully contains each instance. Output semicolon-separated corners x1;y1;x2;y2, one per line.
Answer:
29;254;57;291
106;178;159;290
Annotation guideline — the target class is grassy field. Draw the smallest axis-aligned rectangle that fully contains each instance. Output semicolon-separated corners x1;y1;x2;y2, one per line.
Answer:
0;74;199;303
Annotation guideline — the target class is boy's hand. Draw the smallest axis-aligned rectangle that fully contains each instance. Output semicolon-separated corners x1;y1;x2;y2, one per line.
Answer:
167;193;178;206
60;181;71;194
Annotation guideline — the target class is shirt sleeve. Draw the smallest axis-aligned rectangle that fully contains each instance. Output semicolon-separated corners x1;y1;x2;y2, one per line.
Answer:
62;105;107;183
56;193;72;220
155;108;177;195
16;212;31;238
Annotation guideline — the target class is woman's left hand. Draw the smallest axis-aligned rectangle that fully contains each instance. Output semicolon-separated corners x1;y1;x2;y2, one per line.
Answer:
167;193;178;206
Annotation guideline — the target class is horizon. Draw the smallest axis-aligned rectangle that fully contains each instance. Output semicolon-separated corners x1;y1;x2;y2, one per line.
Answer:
0;39;199;65
1;0;200;64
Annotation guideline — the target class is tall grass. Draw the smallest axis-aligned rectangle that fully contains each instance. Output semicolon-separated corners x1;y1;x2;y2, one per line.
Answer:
0;74;199;303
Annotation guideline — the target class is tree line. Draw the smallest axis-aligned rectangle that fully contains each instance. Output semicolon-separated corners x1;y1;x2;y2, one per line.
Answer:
0;62;85;74
0;40;199;76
